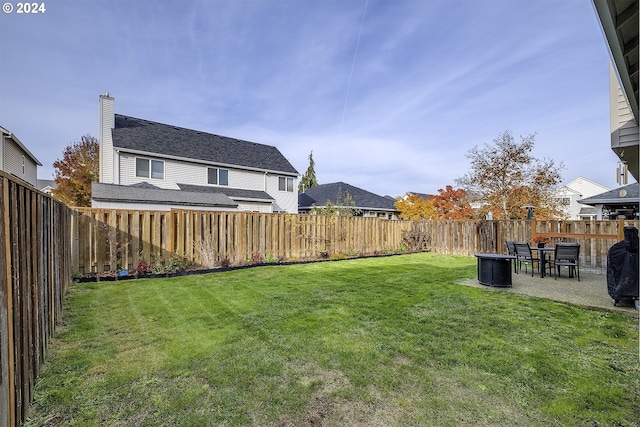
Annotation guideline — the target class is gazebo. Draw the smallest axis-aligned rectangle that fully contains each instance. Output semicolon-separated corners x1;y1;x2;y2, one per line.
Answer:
578;182;639;220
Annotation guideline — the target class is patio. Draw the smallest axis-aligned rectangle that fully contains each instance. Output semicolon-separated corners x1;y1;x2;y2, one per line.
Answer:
461;270;639;317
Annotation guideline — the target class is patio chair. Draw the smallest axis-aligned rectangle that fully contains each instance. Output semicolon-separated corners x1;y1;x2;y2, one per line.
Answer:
513;242;539;276
550;243;580;281
505;241;517;272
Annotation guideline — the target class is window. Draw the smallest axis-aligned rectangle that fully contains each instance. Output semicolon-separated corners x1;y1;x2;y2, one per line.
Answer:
207;167;229;186
279;176;294;192
561;197;571;206
136;158;164;179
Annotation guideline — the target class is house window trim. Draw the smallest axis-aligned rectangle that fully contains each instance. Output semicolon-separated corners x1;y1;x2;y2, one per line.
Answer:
278;176;294;192
135;157;165;180
207;167;229;186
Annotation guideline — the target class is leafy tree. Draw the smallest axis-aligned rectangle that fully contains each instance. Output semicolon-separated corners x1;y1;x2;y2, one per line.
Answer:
394;193;436;220
431;186;474;219
456;130;564;220
52;134;99;207
298;151;318;192
310;192;362;216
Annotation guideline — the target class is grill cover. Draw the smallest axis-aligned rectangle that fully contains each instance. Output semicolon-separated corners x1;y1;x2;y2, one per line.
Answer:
606;226;639;303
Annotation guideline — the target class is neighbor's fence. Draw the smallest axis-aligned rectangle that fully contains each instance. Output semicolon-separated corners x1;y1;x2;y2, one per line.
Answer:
0;171;72;427
70;209;415;272
70;208;637;274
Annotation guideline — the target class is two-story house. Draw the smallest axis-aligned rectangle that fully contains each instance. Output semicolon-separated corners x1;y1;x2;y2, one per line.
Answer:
0;126;42;187
93;93;299;212
554;177;611;220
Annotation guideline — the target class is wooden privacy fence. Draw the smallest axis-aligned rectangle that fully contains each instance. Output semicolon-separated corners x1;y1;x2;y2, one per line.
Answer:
0;171;72;427
71;208;638;274
411;218;637;271
71;209;416;272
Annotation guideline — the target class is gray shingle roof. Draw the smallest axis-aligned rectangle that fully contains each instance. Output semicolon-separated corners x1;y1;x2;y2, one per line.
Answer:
177;183;274;201
112;115;298;175
92;183;238;208
298;182;397;211
578;183;639;205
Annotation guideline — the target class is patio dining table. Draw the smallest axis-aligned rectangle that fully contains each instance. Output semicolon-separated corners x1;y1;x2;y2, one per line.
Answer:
530;246;555;278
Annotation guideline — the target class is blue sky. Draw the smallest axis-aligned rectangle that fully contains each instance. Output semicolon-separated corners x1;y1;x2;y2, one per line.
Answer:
0;0;621;197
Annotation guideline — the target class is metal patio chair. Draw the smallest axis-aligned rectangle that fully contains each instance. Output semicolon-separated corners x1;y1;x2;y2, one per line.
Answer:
513;242;539;276
550;243;580;281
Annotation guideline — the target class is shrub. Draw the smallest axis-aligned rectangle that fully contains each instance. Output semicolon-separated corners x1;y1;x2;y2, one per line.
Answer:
135;259;151;276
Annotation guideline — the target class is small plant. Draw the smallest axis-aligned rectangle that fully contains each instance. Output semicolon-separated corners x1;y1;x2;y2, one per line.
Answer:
533;235;551;245
219;257;231;268
345;248;361;257
71;271;82;280
329;252;347;261
136;259;151;276
252;252;263;264
265;251;277;264
195;237;217;269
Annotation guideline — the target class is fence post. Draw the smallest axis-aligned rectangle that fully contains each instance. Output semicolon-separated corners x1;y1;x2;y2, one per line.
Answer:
530;219;537;243
617;218;625;241
1;177;15;427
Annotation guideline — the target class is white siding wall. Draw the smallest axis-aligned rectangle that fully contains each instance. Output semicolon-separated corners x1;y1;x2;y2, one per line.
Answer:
2;137;38;186
266;174;298;213
117;153;299;212
236;202;272;212
610;66;639;148
99;95;115;184
92;200;238;211
119;154;273;190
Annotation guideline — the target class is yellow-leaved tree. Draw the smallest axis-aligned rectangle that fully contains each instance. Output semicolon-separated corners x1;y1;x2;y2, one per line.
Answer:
394;193;436;220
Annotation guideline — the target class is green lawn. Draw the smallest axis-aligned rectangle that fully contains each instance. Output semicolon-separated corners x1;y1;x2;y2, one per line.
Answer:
27;253;639;426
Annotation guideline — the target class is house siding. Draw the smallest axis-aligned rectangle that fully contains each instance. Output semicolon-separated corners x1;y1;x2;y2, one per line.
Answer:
236;202;272;212
100;94;115;184
117;153;298;212
266;174;298;213
2;137;38;186
92;200;238;211
610;66;639;149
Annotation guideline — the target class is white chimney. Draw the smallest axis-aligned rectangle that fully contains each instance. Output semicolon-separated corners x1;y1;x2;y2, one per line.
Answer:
99;93;115;184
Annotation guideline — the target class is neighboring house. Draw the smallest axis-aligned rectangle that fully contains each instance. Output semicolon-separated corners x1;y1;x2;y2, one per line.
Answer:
554;177;611;220
94;93;299;212
37;179;56;195
592;1;639;181
298;182;400;219
0;126;42;187
577;182;639;220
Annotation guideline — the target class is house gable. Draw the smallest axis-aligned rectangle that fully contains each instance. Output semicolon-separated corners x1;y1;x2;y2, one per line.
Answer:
1;126;42;187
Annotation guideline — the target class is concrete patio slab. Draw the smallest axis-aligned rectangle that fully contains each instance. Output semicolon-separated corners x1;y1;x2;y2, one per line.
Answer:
460;270;639;317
